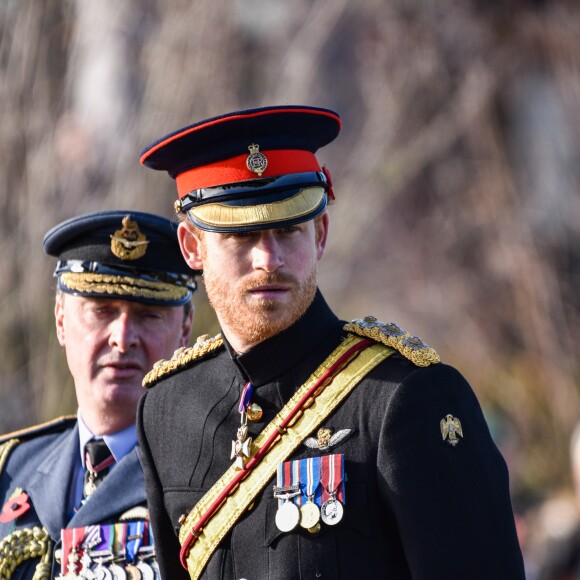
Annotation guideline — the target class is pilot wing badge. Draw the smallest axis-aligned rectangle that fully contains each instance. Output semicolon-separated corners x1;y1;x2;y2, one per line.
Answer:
304;428;354;451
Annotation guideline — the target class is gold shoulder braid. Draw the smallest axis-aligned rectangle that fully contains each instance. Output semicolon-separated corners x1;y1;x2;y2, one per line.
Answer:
0;527;52;579
344;316;440;367
143;334;224;388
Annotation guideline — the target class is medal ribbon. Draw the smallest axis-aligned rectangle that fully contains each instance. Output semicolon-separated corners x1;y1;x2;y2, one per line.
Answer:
83;525;102;550
61;526;86;575
93;523;114;552
85;452;115;475
238;382;253;413
113;522;127;555
276;460;301;508
321;454;345;503
300;456;321;506
126;520;145;563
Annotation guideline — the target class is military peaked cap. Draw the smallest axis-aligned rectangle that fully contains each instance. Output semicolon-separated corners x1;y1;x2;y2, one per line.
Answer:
139;105;341;233
43;210;196;305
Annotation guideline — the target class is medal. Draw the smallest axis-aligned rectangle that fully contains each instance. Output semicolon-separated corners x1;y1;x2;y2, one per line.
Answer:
231;382;254;470
299;501;320;529
320;495;344;525
274;494;301;532
299;457;321;529
59;526;87;578
125;565;142;580
135;561;155;580
320;454;345;526
109;562;127;580
93;562;113;580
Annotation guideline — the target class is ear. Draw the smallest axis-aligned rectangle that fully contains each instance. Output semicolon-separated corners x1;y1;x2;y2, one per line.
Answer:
178;221;204;271
180;305;194;348
315;212;330;261
54;296;66;347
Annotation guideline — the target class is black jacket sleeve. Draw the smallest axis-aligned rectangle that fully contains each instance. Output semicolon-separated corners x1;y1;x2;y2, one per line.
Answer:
377;363;525;579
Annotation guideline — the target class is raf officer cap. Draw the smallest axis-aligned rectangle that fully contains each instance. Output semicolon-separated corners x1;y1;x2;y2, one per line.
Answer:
43;210;197;306
139;105;341;233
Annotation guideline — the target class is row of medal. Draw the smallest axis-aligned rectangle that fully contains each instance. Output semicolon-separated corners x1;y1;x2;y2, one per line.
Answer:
274;454;346;534
55;520;160;579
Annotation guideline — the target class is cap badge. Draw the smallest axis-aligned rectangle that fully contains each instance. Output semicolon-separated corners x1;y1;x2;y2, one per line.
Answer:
440;414;463;446
110;216;149;261
246;143;268;176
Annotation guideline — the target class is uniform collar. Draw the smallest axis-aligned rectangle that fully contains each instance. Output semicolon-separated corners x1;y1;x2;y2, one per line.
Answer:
228;289;341;387
77;411;138;466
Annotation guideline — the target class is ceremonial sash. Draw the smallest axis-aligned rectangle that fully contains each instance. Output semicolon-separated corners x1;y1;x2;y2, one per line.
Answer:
179;333;394;579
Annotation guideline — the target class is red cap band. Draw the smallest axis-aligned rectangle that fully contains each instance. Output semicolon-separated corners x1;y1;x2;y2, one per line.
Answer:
176;150;321;198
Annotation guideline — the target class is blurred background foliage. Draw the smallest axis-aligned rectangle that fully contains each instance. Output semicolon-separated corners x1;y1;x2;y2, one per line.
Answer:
1;0;579;514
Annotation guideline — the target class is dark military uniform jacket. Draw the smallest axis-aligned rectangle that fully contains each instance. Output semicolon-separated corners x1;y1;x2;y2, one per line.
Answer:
0;418;150;579
137;291;525;579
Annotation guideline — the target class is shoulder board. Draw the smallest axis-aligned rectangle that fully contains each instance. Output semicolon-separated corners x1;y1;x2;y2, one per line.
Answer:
344;316;440;367
143;333;225;389
0;414;76;445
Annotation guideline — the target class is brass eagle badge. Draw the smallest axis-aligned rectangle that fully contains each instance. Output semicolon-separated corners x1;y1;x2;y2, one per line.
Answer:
110;216;149;260
440;414;463;447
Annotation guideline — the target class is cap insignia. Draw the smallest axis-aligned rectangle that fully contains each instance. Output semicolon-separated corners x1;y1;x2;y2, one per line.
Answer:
110;216;149;261
440;414;463;446
344;316;440;367
246;143;268;176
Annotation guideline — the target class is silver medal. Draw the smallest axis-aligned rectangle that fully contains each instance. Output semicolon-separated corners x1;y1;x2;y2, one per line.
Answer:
109;563;127;580
93;562;113;580
320;497;343;525
275;500;300;532
135;561;154;580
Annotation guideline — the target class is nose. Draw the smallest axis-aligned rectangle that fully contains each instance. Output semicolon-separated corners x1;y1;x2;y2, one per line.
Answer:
251;231;284;273
108;313;139;352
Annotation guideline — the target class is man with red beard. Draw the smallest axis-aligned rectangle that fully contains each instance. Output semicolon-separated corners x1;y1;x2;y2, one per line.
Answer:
136;106;525;579
0;211;195;579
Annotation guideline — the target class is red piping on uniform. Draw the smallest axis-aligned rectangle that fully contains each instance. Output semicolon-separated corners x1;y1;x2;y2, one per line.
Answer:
179;337;374;569
140;108;342;165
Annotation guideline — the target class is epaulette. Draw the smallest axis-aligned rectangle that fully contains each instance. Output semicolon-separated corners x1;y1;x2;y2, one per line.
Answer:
143;333;225;389
344;316;440;367
0;415;76;446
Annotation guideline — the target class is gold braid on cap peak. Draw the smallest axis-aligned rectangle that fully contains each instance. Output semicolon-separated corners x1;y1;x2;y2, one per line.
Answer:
60;272;189;302
143;334;224;388
344;317;440;367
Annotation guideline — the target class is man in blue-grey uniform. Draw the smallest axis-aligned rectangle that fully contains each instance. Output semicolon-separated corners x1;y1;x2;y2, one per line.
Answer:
136;106;526;579
0;210;195;578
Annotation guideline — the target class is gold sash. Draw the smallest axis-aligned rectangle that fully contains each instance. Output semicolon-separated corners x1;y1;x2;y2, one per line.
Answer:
179;333;394;579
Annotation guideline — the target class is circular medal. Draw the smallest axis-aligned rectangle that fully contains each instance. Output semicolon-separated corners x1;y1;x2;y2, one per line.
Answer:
84;480;97;498
320;498;344;526
135;562;155;580
275;501;300;532
125;564;142;580
299;501;320;529
109;563;127;580
94;563;113;580
246;403;263;422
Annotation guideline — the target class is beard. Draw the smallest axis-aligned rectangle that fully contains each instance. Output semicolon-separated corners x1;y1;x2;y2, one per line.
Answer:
203;267;318;351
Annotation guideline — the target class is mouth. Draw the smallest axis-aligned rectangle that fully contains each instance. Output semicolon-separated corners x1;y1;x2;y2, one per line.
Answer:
100;361;143;376
247;284;291;299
